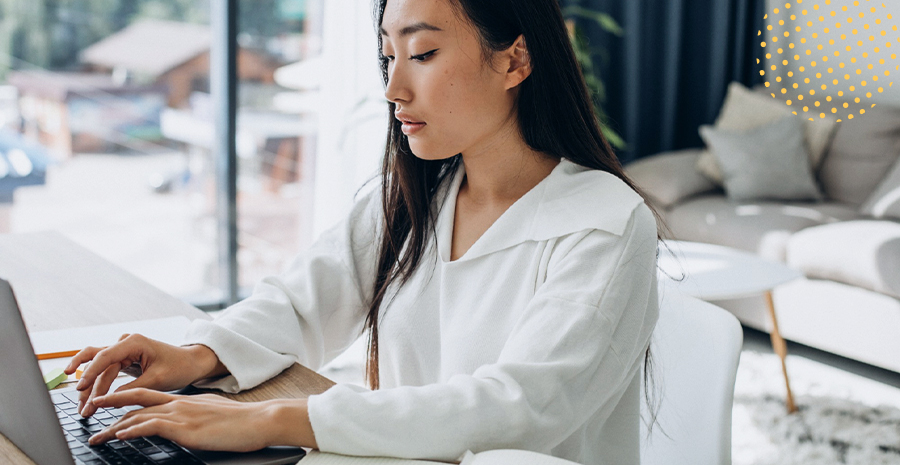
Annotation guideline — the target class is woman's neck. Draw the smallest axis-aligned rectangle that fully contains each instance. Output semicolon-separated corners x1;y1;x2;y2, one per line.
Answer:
458;122;560;206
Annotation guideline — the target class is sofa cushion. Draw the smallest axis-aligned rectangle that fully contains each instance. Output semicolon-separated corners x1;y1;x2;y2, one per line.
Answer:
698;115;823;202
624;149;718;209
859;157;900;220
663;194;860;262
816;104;900;207
786;221;900;299
696;81;837;184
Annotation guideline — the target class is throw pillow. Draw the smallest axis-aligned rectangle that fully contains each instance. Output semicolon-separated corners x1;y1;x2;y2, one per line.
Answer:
698;115;824;202
696;81;838;184
859;156;900;220
817;104;900;206
624;149;718;209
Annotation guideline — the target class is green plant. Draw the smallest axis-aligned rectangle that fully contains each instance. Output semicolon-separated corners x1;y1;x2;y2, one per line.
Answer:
563;6;627;151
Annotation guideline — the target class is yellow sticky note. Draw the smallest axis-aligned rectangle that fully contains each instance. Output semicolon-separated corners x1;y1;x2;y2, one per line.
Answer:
43;368;67;390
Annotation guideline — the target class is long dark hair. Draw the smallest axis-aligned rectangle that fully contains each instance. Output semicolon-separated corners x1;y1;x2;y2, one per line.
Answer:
366;0;660;426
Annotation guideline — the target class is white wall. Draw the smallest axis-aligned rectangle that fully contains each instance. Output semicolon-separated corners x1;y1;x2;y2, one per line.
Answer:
762;0;900;113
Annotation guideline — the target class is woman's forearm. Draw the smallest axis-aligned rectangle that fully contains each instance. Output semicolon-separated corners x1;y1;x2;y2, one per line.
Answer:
263;398;319;449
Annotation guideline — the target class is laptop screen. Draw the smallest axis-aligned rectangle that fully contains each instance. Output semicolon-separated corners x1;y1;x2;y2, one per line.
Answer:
0;279;75;464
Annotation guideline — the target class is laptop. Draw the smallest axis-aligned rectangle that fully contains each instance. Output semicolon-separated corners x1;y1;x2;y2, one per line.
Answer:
0;278;307;465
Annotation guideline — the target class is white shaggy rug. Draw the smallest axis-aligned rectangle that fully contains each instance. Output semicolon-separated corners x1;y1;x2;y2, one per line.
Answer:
732;352;900;465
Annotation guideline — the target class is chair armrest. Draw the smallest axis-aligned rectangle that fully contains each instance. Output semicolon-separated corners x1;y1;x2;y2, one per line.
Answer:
625;149;717;209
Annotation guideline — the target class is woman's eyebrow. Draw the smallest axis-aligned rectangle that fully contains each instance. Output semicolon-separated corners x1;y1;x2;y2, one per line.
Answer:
380;22;443;38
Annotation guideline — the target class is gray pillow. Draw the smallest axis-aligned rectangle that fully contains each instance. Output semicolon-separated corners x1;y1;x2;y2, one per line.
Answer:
860;157;900;220
696;81;837;185
698;115;824;202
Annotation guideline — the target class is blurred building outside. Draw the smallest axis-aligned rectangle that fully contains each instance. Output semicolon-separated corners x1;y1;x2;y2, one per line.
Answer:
0;1;349;305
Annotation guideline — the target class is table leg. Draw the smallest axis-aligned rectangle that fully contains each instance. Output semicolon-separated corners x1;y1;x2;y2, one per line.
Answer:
764;290;797;414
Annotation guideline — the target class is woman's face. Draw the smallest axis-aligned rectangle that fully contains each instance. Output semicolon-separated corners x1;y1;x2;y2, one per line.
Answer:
380;0;525;160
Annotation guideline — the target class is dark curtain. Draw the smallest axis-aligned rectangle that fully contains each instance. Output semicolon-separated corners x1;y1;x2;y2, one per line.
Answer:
565;0;767;163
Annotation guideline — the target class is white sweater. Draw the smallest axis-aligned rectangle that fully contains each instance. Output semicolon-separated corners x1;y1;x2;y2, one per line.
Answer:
182;157;660;465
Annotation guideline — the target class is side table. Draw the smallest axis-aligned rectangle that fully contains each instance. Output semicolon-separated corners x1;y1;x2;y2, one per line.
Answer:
657;240;803;414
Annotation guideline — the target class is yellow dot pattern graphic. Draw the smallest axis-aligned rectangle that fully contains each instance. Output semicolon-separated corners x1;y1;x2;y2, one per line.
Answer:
759;0;897;122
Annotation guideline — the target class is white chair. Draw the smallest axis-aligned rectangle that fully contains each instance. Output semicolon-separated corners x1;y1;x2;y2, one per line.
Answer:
640;285;744;465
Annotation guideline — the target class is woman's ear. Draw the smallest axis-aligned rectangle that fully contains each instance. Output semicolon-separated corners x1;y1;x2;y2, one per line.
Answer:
503;34;532;90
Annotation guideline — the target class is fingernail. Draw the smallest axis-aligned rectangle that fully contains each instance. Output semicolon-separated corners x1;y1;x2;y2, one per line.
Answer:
75;379;84;390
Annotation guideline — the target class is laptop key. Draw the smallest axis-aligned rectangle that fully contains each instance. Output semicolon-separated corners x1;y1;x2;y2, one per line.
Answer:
108;440;130;450
127;438;152;448
119;448;142;459
70;445;90;455
145;435;169;445
85;424;104;433
146;451;170;461
157;444;180;453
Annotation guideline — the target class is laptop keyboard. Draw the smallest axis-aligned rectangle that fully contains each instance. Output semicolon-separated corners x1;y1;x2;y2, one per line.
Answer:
51;391;204;465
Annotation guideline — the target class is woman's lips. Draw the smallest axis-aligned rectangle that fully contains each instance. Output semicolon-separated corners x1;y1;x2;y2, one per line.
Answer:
401;121;426;135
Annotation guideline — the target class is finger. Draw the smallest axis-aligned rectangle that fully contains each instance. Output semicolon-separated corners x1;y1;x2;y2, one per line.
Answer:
114;418;181;443
89;410;168;445
82;363;125;417
76;337;145;391
93;388;176;409
64;346;104;375
111;370;157;394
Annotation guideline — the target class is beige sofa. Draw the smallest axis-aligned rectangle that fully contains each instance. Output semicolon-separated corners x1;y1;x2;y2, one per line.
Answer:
626;84;900;373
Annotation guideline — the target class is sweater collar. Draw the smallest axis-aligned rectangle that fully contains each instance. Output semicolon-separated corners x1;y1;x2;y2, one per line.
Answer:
436;157;645;263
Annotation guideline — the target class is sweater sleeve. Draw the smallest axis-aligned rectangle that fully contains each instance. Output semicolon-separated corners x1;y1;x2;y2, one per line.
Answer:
181;187;382;393
306;203;660;461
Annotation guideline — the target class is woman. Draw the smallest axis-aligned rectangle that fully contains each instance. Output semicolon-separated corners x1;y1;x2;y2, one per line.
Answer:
67;0;660;463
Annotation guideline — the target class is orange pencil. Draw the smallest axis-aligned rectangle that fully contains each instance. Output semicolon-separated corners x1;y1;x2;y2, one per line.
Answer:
36;346;107;361
36;349;81;360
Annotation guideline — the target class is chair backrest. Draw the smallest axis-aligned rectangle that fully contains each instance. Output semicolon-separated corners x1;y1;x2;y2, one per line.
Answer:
640;285;743;465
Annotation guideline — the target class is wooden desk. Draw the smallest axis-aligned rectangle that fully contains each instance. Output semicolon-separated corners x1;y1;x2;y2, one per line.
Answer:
0;232;334;464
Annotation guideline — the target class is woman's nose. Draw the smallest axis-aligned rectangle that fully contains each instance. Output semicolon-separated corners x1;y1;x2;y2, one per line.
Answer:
384;64;411;103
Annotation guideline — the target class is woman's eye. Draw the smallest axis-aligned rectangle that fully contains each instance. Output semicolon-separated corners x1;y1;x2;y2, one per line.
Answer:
379;54;395;64
410;49;438;62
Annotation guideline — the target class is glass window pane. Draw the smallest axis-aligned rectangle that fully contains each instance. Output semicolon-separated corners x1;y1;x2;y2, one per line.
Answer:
235;0;324;291
1;2;219;302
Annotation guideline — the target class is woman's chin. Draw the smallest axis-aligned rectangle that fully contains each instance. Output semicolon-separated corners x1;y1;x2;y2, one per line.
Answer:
408;143;459;161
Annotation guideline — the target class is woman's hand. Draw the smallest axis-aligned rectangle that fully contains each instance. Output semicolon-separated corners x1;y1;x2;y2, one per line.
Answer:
64;334;227;417
87;389;317;451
